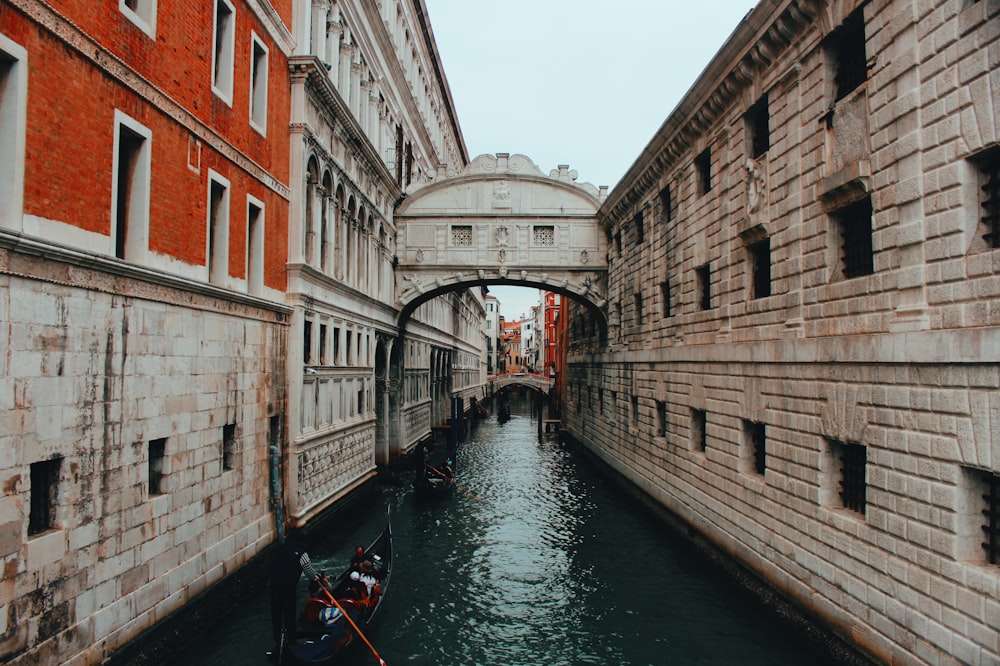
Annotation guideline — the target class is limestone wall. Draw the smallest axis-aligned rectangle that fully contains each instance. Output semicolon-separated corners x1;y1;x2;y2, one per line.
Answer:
568;1;1000;664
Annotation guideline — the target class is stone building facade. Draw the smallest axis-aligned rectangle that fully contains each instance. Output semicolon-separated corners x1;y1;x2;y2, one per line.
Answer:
0;1;294;663
566;0;999;664
283;0;482;527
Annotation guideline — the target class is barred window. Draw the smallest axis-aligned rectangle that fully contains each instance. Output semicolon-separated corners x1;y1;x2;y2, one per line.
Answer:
532;225;554;246
451;224;473;246
695;148;712;195
975;147;1000;247
29;458;61;535
697;264;712;310
834;196;874;278
746;95;770;158
749;238;772;298
827;8;867;101
835;441;867;515
981;471;1000;565
745;420;766;475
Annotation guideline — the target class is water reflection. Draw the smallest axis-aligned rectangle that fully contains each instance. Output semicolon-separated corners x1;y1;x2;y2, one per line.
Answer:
180;398;846;666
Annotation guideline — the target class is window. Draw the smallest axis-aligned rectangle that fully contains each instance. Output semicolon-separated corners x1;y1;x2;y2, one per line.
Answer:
834;196;874;279
112;113;151;262
695;148;712;195
303;319;312;364
659;184;672;223
246;196;264;295
346;330;353;365
451;225;472;246
120;0;157;39
249;33;268;134
634;293;643;326
746;95;770;158
319;323;327;365
976;470;999;564
207;171;230;286
696;264;712;310
333;326;340;364
148;438;166;495
745;420;766;475
533;225;555;246
974;147;1000;248
222;423;236;471
827;8;867;102
598;388;604;415
0;35;27;231
661;280;672;318
631;395;639;425
691;409;707;452
28;458;60;535
634;211;644;243
832;440;867;515
655;400;667;437
749;238;772;298
615;230;622;256
212;0;236;103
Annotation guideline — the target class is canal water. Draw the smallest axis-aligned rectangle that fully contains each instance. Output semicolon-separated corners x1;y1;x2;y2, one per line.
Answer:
180;398;849;666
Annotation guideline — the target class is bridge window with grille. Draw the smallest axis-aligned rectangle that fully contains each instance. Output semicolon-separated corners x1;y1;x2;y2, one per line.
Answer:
748;237;771;299
829;439;867;515
744;420;766;476
29;458;61;536
826;7;867;102
973;147;1000;247
533;225;554;246
451;224;473;246
746;95;770;158
691;408;707;452
696;148;712;195
832;196;874;279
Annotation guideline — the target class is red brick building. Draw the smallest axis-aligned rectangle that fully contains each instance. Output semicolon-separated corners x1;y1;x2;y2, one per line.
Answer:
1;2;292;662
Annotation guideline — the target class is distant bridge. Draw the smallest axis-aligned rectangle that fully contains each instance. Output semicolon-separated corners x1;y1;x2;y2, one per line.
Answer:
490;372;554;395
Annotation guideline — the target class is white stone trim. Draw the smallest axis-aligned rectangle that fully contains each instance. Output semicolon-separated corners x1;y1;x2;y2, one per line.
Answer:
112;109;152;264
118;0;157;40
0;32;27;232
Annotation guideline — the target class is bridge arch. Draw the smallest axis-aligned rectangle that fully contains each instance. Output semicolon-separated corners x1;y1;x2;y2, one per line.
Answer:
393;153;609;330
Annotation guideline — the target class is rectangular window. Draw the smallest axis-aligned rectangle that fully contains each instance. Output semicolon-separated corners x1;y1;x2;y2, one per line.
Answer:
222;423;236;471
120;0;157;39
346;330;354;365
659;184;672;223
834;196;874;279
303;319;312;364
695;148;712;195
212;0;236;103
250;33;268;134
634;211;644;243
207;171;231;286
149;438;166;495
598;388;604;415
979;471;999;564
749;238;771;299
333;327;341;364
697;264;711;310
532;225;555;246
631;395;639;425
319;323;327;364
451;225;473;246
615;231;622;256
827;8;867;102
691;409;707;452
0;35;27;231
28;458;60;535
661;280;672;318
974;147;1000;247
246;196;264;296
634;293;643;326
832;440;867;515
746;95;770;158
745;420;766;475
655;400;667;437
112;111;151;262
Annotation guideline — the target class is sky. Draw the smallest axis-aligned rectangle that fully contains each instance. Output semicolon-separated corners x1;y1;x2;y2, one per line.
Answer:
421;0;758;321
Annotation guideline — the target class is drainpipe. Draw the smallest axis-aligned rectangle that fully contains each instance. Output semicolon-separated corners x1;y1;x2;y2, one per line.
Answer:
269;444;286;544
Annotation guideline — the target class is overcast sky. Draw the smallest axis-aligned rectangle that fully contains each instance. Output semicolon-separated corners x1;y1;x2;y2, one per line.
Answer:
421;0;758;320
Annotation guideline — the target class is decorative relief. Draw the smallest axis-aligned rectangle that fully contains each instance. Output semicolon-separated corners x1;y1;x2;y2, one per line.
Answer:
495;226;510;246
493;181;511;207
580;249;589;264
498;249;507;263
745;158;766;216
415;248;424;263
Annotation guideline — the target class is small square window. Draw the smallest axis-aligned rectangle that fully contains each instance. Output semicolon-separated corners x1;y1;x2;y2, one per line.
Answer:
834;196;874;279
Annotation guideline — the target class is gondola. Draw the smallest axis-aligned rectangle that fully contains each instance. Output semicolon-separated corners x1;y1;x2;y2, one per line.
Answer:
497;404;511;422
414;459;455;498
271;518;392;665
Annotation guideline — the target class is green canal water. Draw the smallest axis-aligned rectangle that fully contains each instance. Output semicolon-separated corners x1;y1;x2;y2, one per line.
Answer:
179;399;854;666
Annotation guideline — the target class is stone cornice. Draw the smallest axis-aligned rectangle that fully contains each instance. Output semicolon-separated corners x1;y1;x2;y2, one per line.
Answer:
8;0;292;200
0;230;291;322
601;0;817;225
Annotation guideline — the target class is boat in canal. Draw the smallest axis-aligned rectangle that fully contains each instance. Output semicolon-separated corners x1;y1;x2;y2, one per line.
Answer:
415;459;456;498
274;519;392;665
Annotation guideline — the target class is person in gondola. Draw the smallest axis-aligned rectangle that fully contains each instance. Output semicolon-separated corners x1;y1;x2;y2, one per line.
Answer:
440;459;454;480
268;535;304;657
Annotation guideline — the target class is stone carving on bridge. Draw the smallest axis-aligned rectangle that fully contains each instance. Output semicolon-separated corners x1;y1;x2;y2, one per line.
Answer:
493;181;511;208
580;249;589;264
495;226;510;246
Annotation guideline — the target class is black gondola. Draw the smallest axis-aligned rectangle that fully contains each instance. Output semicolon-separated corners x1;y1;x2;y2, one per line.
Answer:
271;518;392;665
497;404;511;422
414;459;455;498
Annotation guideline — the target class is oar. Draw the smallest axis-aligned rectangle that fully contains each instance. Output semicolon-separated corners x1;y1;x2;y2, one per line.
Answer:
299;553;388;666
424;463;485;503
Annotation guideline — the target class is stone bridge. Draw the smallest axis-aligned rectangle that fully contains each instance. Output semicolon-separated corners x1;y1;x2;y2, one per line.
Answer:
393;153;609;326
491;372;554;395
